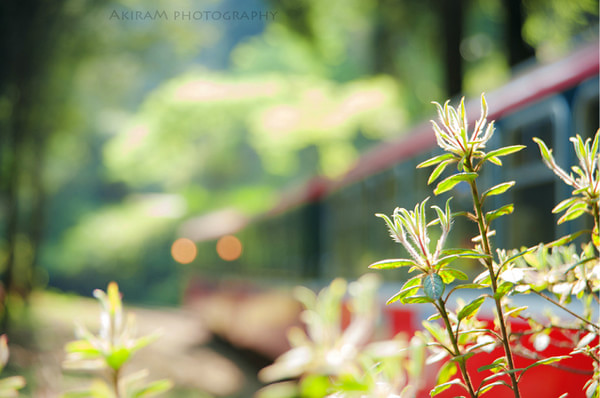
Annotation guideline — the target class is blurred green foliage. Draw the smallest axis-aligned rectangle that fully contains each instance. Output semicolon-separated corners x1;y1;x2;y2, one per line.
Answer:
257;274;426;398
0;0;597;305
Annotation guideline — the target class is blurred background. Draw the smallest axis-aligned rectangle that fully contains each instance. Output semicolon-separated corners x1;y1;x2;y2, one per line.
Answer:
0;0;598;396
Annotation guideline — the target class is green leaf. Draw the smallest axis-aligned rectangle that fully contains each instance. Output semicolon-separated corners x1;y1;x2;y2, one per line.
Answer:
591;129;599;156
520;355;571;380
557;202;587;224
300;375;330;398
546;230;588;247
130;333;160;354
439;268;468;283
368;258;416;269
441;248;490;259
552;197;580;214
466;339;496;353
529;355;570;367
434;172;478;195
482;181;515;200
479;381;510;395
483;145;526;161
474;270;492;285
437;361;457;385
449;283;487;292
427;313;442;321
478;362;505;373
573;135;586;159
430;378;464;396
533;137;553;162
434;255;460;269
106;346;131;371
494;281;513;300
504;246;537;264
337;379;370;393
402;295;433;304
428;159;455;184
417;153;456;168
457;296;485;321
504;305;528;318
487;156;502;166
423;273;445;300
450;351;475;363
387;276;422;305
422;321;447;345
133;379;173;398
485;204;514;224
65;340;102;357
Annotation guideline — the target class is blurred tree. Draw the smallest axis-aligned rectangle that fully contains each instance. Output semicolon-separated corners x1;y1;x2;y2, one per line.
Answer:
0;0;74;329
522;0;598;58
0;0;596;307
505;0;535;66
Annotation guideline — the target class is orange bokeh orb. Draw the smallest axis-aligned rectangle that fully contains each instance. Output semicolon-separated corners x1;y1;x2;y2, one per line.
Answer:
171;238;197;264
216;235;243;261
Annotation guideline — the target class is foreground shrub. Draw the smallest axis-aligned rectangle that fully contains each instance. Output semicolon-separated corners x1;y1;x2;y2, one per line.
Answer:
62;282;172;398
257;274;426;398
368;95;598;397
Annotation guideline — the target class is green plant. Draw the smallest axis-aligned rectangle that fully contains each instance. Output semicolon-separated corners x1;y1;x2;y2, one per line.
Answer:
496;129;599;397
257;274;425;398
369;95;599;397
0;334;25;396
62;282;172;398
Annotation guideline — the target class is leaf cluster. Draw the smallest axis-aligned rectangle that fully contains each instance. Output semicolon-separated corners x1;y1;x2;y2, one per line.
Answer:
62;282;172;398
421;94;524;186
534;129;600;246
367;93;600;398
257;274;425;398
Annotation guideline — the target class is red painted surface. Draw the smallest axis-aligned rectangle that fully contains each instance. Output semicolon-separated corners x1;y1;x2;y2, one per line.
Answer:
384;307;597;398
384;305;417;336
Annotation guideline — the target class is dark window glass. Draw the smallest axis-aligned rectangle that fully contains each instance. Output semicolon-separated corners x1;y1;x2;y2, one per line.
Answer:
582;96;599;140
508;182;555;248
511;116;553;167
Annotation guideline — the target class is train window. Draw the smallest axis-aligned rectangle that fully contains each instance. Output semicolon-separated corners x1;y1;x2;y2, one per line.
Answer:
506;181;556;248
571;78;599;238
497;96;569;248
573;77;599;141
502;96;569;173
582;96;599;139
510;117;554;167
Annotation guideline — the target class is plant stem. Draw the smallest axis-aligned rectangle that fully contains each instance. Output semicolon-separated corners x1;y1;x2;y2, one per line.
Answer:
112;368;121;398
593;202;600;253
468;178;522;398
436;299;478;398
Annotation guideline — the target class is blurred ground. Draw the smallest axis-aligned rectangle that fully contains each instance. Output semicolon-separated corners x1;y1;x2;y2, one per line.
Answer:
8;288;301;397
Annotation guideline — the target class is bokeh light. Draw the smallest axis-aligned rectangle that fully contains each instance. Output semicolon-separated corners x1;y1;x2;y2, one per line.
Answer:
216;235;243;261
171;238;197;264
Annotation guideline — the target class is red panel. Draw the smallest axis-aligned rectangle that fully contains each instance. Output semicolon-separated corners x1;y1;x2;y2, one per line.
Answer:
385;309;596;398
384;306;417;336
